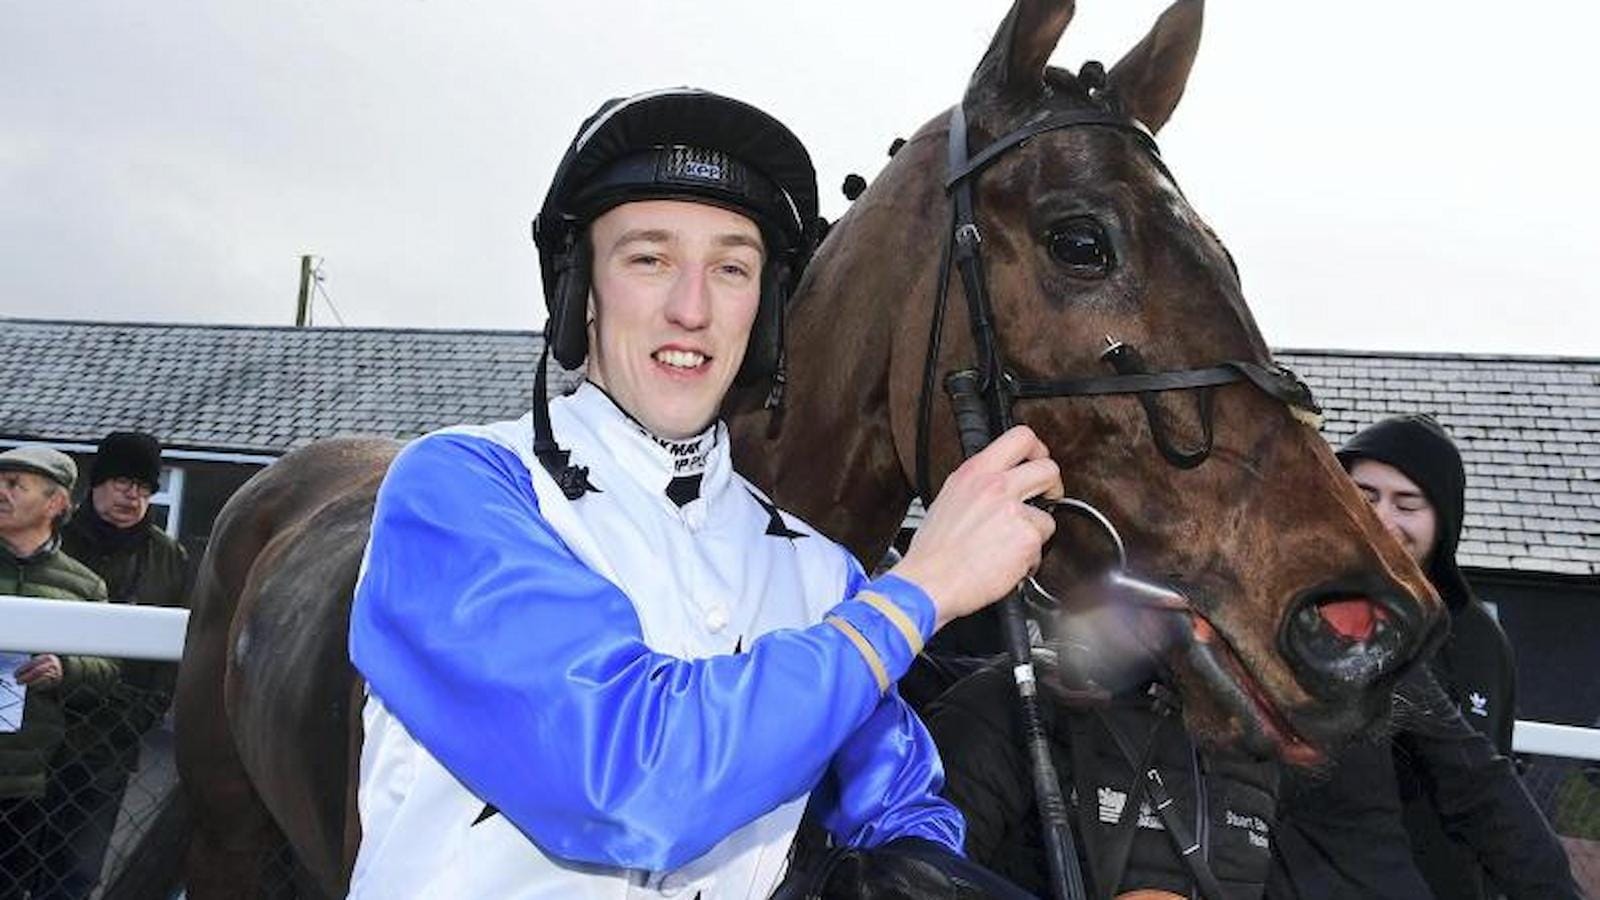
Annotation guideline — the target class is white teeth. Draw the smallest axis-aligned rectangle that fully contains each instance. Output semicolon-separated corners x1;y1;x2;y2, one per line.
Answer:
655;349;707;369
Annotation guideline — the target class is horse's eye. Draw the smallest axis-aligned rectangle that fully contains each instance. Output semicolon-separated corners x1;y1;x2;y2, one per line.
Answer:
1046;218;1113;277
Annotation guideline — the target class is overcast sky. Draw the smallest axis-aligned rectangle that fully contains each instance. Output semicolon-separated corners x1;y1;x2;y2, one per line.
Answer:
3;1;1596;355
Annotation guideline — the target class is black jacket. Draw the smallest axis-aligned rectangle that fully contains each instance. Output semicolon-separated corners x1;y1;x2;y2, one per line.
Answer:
1266;653;1581;900
59;507;190;777
925;657;1280;899
1399;596;1520;899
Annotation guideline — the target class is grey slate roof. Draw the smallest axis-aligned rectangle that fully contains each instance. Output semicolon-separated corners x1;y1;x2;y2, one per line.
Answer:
2;320;1595;575
1278;350;1600;577
0;319;577;456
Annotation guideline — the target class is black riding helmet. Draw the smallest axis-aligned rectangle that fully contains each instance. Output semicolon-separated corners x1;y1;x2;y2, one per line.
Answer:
533;87;821;386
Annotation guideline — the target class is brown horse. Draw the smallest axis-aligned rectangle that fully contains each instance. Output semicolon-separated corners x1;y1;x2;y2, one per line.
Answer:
728;0;1444;757
174;438;395;897
167;1;1444;896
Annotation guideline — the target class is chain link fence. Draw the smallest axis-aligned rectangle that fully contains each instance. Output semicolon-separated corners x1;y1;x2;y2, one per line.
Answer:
1;657;180;900
0;654;316;900
1521;752;1600;897
5;655;1599;898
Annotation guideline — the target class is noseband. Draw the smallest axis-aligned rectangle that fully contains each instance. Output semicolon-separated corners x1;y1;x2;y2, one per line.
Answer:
911;103;1323;505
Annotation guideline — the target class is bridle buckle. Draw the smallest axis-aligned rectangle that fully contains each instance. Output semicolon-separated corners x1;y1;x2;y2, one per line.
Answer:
954;222;983;255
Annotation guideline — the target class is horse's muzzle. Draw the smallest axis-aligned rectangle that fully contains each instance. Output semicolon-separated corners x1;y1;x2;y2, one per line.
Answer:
1278;582;1432;702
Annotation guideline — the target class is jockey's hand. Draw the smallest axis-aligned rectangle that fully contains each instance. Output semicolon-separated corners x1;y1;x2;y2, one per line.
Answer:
15;653;64;690
891;425;1061;630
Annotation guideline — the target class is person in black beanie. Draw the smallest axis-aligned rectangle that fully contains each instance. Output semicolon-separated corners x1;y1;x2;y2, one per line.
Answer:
1268;414;1582;900
39;432;190;899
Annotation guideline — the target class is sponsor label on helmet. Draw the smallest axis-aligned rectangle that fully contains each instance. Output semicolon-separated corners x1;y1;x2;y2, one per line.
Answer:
661;146;747;192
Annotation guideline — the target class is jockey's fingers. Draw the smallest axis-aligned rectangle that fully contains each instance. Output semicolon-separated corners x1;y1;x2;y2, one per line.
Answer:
1002;457;1062;504
1023;505;1057;543
966;425;1050;472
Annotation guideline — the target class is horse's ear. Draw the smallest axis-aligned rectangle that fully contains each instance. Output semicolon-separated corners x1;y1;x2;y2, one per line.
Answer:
966;0;1077;111
1106;0;1204;133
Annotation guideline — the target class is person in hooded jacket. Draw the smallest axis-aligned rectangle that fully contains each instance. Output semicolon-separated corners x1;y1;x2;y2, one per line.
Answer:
1267;414;1583;900
1349;413;1516;899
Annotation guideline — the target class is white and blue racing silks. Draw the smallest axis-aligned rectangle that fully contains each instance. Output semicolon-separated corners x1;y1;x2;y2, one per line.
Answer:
347;384;963;899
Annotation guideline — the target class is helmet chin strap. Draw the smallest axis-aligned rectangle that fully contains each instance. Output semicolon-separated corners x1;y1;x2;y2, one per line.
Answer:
531;341;599;500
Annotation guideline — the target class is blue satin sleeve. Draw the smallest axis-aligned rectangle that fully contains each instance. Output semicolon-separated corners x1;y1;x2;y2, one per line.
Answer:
810;562;966;855
819;693;967;853
348;432;938;873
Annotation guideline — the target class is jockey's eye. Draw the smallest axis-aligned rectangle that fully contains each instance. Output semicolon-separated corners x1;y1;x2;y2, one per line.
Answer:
1045;217;1113;277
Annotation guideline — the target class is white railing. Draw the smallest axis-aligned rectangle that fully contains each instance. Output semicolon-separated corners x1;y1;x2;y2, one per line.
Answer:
1;593;1597;761
1512;721;1600;760
2;594;188;661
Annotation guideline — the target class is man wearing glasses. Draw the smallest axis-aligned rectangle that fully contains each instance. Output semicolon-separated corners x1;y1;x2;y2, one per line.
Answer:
36;432;190;899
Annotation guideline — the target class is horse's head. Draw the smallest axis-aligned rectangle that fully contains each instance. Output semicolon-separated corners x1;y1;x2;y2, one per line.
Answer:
936;0;1447;761
734;0;1446;764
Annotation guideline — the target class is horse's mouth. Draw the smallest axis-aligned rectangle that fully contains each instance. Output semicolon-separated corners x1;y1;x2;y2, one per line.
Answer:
1181;613;1324;767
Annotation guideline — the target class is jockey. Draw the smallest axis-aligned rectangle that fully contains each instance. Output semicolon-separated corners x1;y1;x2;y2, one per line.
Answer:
345;87;1061;898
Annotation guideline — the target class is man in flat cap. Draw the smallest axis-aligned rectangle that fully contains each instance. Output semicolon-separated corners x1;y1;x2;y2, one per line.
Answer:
0;447;117;900
33;433;190;899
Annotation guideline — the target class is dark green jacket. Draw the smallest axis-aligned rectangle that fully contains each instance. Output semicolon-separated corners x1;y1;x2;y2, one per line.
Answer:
0;535;119;798
60;510;190;776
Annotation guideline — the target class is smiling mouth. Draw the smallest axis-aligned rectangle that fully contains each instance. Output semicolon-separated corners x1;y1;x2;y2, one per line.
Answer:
653;348;710;371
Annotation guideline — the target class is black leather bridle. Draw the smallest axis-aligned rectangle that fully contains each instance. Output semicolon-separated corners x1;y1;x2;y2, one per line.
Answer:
916;100;1324;900
912;103;1323;506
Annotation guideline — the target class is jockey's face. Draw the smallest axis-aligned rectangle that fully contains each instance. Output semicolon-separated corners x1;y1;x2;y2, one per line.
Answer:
586;199;765;439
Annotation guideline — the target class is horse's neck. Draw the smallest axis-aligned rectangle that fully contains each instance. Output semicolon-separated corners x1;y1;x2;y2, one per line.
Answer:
731;264;912;563
731;132;949;564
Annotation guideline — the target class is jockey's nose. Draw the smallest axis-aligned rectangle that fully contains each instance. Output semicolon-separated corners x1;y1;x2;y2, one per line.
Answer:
664;269;712;331
1279;584;1421;699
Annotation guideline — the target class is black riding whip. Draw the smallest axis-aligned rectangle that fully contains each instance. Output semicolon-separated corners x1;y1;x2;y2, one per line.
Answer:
944;369;1086;900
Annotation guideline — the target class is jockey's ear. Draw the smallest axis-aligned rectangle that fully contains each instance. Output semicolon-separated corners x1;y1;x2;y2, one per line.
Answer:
966;0;1077;114
1106;0;1204;134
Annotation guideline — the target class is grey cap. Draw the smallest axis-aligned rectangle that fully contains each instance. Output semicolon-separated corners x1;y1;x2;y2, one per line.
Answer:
0;446;78;491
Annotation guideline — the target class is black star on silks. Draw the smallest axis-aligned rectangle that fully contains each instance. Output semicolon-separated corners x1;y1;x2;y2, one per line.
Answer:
556;463;602;500
734;635;744;654
666;473;703;507
746;488;805;540
537;446;603;500
473;803;499;826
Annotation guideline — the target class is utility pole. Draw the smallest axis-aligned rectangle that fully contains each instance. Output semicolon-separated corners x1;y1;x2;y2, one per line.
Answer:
295;255;313;326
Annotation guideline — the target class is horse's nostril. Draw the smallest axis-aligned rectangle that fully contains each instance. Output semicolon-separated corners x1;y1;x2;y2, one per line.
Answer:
1316;596;1389;642
1284;589;1412;695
